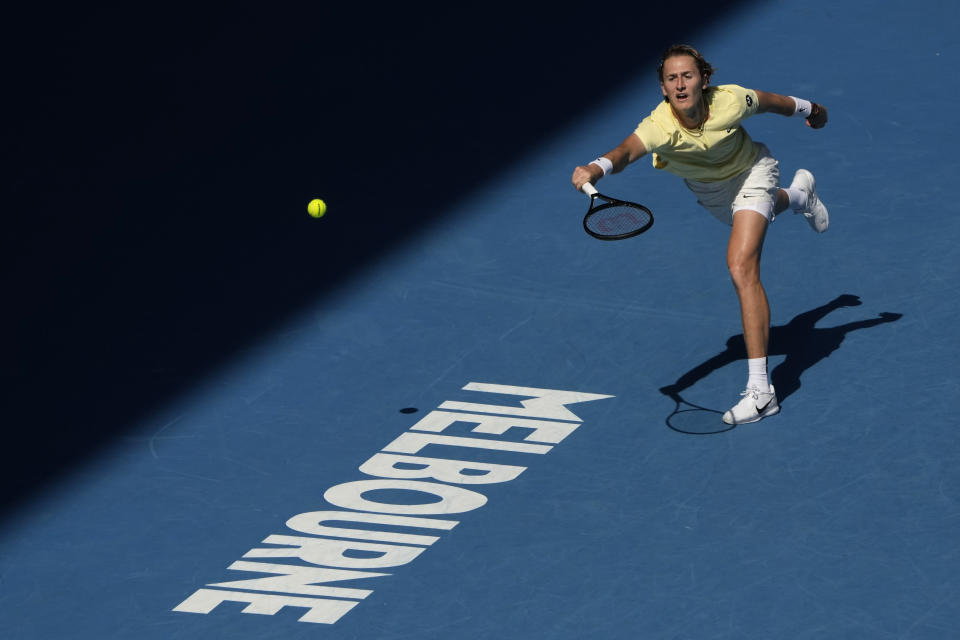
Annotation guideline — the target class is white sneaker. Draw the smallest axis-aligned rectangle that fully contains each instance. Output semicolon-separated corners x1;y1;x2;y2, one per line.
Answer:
790;169;829;233
722;385;780;425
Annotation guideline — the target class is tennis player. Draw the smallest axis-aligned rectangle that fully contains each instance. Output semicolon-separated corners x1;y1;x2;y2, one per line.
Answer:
571;44;829;425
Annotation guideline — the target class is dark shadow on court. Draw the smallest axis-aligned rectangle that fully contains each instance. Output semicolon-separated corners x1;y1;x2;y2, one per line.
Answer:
2;2;751;517
660;295;903;434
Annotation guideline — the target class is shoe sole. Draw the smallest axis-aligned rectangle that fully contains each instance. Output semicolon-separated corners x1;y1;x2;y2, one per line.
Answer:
793;169;829;233
722;404;780;425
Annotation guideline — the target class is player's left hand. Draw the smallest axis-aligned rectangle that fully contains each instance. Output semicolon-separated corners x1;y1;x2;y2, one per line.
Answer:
806;103;828;129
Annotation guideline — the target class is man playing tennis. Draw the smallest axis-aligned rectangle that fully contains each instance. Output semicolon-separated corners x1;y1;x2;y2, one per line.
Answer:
571;44;829;425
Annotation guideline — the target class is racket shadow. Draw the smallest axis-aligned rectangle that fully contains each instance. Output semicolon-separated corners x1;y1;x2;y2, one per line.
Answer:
658;294;903;435
663;392;733;435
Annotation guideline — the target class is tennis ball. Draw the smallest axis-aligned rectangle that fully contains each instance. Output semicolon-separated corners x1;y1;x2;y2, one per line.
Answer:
307;198;327;218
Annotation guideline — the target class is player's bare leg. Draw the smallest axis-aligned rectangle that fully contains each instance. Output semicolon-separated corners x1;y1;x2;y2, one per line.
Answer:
723;210;779;424
728;210;770;359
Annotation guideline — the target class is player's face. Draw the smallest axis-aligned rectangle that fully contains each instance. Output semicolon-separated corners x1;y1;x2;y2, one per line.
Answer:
660;55;707;112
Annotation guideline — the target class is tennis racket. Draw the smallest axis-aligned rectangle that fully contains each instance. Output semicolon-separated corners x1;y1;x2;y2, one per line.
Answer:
580;182;653;240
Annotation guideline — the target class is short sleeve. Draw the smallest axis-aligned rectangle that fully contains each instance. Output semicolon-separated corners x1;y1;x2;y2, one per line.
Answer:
722;84;760;119
633;114;670;154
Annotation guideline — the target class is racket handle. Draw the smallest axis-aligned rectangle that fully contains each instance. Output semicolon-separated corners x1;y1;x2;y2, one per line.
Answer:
581;182;598;196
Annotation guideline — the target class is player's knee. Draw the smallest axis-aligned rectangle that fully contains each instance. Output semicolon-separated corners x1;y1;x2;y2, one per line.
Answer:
727;255;760;289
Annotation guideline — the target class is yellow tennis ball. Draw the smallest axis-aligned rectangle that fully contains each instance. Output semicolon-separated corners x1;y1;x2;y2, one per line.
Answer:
307;198;327;218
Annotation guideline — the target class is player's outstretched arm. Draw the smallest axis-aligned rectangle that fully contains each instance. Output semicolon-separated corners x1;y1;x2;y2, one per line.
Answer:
571;134;647;192
756;90;828;129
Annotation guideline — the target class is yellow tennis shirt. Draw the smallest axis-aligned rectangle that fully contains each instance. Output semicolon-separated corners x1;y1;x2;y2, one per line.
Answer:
633;84;761;182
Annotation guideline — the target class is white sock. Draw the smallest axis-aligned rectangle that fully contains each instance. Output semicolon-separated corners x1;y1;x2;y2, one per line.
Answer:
784;187;807;211
747;357;770;392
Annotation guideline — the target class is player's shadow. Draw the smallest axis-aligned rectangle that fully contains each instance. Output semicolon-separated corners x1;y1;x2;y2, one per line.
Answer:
659;294;902;434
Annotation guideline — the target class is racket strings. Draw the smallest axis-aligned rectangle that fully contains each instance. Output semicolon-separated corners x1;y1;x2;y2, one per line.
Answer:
585;204;651;237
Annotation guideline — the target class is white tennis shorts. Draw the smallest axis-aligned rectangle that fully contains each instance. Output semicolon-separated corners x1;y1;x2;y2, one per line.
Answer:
683;143;780;225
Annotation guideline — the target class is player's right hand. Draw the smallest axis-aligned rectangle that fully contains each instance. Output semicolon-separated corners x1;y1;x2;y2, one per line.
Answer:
571;164;602;192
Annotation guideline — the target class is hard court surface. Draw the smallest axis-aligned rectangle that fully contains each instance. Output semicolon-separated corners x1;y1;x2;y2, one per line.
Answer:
3;1;959;638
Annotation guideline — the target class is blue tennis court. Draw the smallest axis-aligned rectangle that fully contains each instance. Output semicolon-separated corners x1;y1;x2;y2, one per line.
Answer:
4;1;959;638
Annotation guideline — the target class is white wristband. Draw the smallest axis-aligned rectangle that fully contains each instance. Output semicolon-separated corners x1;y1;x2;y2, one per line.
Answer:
589;157;613;176
790;96;813;118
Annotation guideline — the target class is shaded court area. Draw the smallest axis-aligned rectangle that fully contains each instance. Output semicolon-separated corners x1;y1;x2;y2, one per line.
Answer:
2;1;739;514
3;1;959;639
